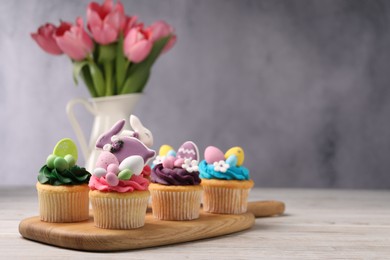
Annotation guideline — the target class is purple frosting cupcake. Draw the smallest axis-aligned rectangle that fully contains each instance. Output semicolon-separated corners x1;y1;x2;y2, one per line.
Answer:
149;141;203;220
151;164;201;185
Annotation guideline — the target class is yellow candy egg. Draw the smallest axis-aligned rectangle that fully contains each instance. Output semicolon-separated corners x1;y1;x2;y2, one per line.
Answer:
159;145;174;156
225;147;245;166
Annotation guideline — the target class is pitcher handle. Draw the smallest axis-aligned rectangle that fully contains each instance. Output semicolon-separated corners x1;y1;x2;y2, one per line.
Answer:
66;98;96;162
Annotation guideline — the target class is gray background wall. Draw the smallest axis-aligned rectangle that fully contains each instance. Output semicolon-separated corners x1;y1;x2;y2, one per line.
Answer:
1;0;390;188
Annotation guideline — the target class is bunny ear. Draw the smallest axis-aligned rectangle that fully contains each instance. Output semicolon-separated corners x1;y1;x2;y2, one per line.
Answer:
96;120;126;149
130;114;144;131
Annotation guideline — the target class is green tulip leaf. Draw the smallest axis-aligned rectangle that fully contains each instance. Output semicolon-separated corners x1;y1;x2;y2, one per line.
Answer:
72;61;89;85
88;61;106;97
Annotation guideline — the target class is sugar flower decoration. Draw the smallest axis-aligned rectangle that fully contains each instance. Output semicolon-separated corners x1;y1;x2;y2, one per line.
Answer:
182;159;199;173
213;160;230;173
153;155;165;166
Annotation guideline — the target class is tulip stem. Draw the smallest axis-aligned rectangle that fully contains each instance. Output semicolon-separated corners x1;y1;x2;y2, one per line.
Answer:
104;61;113;96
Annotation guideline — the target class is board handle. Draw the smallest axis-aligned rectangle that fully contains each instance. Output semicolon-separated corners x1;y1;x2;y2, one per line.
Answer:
247;201;285;218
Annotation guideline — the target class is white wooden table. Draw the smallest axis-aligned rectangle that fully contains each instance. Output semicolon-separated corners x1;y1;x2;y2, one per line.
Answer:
1;187;389;259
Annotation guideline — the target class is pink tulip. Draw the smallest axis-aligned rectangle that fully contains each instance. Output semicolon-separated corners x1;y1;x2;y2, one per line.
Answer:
31;23;63;55
123;15;139;36
123;26;152;63
147;21;176;53
87;0;126;44
54;18;94;61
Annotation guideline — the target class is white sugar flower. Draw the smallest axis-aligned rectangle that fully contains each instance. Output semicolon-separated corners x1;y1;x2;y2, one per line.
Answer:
182;159;199;173
153;155;165;166
213;160;230;173
111;135;120;143
103;143;112;151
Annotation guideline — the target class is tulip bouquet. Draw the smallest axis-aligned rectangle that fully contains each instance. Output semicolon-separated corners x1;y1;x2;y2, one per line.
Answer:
31;0;176;97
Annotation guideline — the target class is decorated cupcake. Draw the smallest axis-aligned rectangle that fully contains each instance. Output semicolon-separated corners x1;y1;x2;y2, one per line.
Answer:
36;138;91;222
89;115;156;229
199;146;254;214
149;141;202;221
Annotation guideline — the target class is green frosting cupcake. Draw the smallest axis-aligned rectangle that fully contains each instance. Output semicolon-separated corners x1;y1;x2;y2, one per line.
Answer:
38;165;91;186
38;138;91;186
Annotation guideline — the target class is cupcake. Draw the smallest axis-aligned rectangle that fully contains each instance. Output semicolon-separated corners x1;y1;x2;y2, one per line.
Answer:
199;146;254;214
36;138;91;222
150;141;202;221
89;115;156;229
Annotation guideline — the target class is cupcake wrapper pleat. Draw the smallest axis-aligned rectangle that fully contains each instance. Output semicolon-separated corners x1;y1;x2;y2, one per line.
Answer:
202;186;251;214
150;189;202;220
37;188;89;222
90;194;149;229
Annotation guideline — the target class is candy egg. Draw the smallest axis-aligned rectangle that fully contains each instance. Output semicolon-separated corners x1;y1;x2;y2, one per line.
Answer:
167;150;177;157
93;167;107;177
96;151;119;169
159;145;175;157
107;163;119;175
64;154;76;168
174;158;185;167
119;155;144;176
225;147;245;166
177;141;199;161
204;146;225;164
46;154;57;169
53;138;78;161
226;155;238;167
54;157;68;172
118;169;133;180
163;156;175;169
106;172;119;186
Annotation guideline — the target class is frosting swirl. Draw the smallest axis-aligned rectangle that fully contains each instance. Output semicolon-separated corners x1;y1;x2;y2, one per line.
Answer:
89;174;149;192
198;160;250;180
151;164;201;185
38;165;91;185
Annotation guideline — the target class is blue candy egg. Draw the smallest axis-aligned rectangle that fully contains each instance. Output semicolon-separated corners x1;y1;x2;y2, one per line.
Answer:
226;155;238;167
167;150;176;157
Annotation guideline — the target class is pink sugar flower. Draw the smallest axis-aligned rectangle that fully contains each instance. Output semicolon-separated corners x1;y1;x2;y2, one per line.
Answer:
87;0;126;44
54;18;94;61
31;23;63;55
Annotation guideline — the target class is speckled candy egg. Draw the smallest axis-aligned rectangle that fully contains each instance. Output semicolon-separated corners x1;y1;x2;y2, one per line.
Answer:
119;155;144;176
163;156;175;169
96;151;119;169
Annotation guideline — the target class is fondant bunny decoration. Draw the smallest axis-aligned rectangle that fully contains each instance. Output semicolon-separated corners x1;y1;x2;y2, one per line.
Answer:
120;115;154;148
95;118;156;164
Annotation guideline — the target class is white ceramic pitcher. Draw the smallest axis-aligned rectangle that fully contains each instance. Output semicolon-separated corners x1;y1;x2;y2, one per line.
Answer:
66;93;142;171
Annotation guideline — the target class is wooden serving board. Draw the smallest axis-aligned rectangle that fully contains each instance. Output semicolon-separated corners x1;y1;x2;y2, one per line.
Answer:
19;201;285;252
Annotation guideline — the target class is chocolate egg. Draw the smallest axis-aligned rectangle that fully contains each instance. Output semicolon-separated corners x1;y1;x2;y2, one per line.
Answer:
174;158;185;167
96;151;119;169
163;156;175;169
225;147;245;166
176;141;199;161
93;167;107;177
167;150;177;157
107;163;119;175
226;155;238;167
118;169;133;180
46;154;57;169
106;172;119;186
159;145;175;157
119;155;144;176
204;146;225;164
64;154;76;168
54;157;68;172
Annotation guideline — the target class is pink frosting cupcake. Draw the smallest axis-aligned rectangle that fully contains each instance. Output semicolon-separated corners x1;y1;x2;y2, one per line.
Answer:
89;116;156;229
